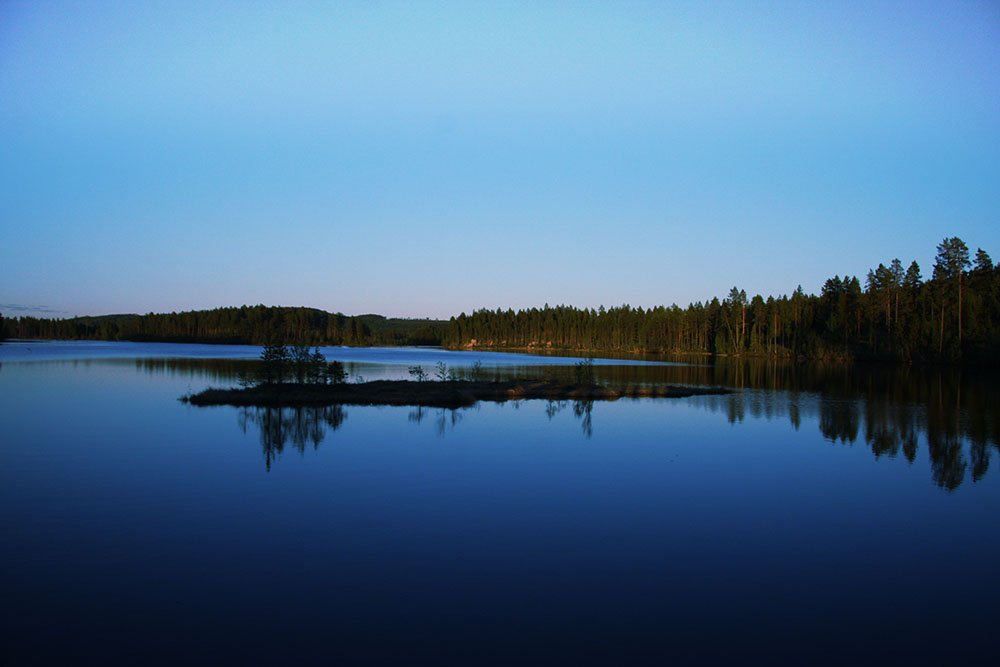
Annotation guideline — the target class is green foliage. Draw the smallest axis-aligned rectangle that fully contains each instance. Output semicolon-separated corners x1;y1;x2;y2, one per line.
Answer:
290;344;312;383
260;341;289;384
434;361;448;381
974;248;993;273
309;348;328;384
934;237;971;281
574;357;595;385
408;365;428;381
441;237;999;364
7;237;999;365
326;360;348;384
236;367;256;388
256;342;344;385
2;306;447;347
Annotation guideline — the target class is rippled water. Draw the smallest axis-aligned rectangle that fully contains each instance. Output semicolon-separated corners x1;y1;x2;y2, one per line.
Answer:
1;341;998;664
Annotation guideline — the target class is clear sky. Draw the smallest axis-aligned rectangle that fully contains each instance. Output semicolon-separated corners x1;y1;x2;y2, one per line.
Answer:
2;1;998;319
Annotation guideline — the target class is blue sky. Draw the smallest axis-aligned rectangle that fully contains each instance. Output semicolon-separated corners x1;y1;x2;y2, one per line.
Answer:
2;1;998;319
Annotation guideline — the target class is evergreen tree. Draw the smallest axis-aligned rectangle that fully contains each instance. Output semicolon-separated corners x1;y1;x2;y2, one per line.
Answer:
260;341;289;384
904;261;922;290
308;347;327;384
8;238;998;364
326;360;348;384
933;237;971;352
973;248;993;273
290;344;312;383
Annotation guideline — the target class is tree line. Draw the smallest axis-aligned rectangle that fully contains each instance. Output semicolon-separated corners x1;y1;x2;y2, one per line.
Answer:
4;237;997;363
442;237;999;363
3;306;446;347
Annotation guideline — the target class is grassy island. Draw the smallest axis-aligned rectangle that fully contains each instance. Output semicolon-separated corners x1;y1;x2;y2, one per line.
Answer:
183;380;732;409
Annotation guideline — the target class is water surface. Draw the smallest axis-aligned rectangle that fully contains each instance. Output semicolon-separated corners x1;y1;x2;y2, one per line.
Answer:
1;341;998;664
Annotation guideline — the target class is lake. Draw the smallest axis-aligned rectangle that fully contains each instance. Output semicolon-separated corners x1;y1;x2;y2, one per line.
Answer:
2;341;998;664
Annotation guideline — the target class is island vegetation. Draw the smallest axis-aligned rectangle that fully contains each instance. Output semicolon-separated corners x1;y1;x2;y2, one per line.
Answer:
186;379;731;410
182;346;730;409
8;237;999;363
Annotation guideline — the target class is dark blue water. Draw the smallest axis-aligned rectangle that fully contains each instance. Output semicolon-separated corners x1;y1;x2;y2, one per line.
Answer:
2;342;998;664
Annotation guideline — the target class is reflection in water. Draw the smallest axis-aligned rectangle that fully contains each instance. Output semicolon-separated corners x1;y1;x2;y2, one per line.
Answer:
238;406;346;470
819;398;860;444
693;383;997;490
406;406;466;436
136;355;998;489
408;405;429;425
437;408;462;436
545;400;567;420
138;357;259;383
573;401;593;438
545;399;594;437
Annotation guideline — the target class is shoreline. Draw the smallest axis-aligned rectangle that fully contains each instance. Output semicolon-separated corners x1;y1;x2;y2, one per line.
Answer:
183;380;734;409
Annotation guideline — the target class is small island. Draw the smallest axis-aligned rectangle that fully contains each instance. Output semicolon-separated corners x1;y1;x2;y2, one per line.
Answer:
179;346;732;409
183;379;732;409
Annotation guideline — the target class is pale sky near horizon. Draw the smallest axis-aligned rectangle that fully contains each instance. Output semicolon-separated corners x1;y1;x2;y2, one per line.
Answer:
2;1;998;320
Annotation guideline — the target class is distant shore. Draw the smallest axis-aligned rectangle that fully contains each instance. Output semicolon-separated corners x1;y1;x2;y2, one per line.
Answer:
183;380;733;409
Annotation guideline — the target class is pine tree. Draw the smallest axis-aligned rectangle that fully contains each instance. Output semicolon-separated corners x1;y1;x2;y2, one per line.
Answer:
933;237;971;352
260;341;289;384
973;248;993;273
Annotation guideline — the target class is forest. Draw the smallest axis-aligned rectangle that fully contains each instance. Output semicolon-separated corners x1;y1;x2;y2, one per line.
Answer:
1;307;446;347
3;237;998;363
443;237;999;363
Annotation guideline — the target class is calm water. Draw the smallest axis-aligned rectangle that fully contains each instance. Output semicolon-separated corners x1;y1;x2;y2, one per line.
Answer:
2;341;998;664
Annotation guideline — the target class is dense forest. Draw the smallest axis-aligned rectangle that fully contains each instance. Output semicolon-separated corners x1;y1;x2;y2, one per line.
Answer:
1;306;447;347
3;237;998;363
443;237;999;363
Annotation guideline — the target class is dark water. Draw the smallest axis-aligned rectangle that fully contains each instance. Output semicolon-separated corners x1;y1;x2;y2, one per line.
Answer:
1;342;998;664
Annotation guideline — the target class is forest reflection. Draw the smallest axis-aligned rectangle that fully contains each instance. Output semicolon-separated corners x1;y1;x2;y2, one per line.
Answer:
676;360;998;490
145;356;998;488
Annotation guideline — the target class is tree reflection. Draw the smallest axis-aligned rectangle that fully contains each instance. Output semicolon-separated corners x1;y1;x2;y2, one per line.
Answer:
545;400;568;420
819;398;860;444
573;400;593;438
927;431;967;491
405;399;595;438
969;437;990;482
138;356;258;382
175;353;998;489
239;405;346;471
725;394;745;424
408;406;465;436
408;405;428;424
788;400;801;431
902;433;918;463
691;361;999;490
436;408;463;436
